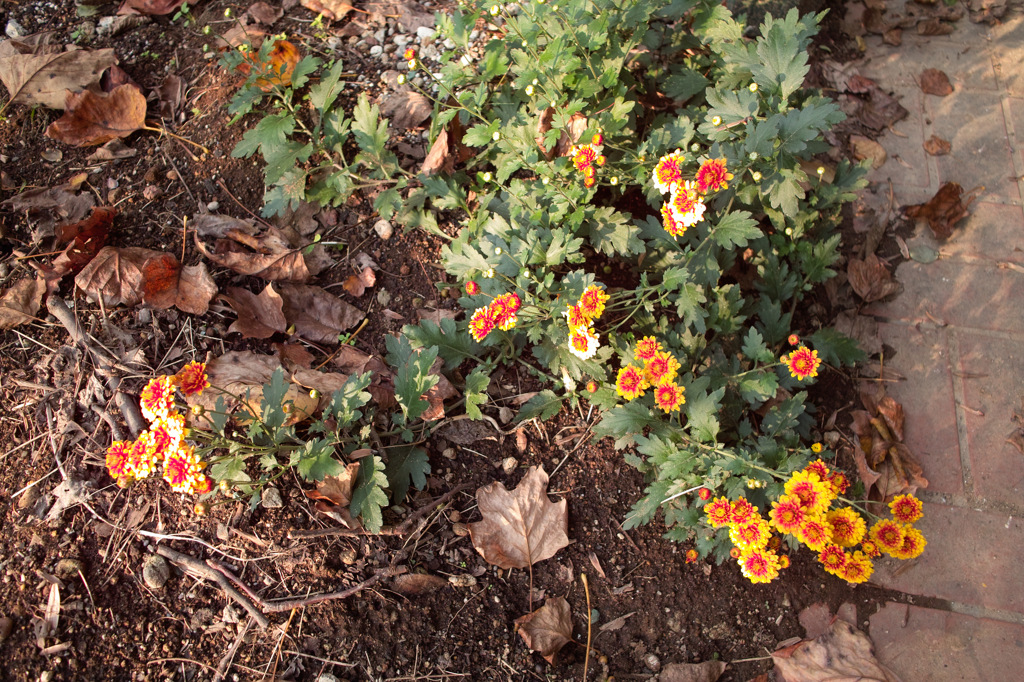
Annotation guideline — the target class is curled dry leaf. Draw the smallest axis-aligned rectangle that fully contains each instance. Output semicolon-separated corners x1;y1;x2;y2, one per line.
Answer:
0;277;47;329
849;135;887;169
0;34;116;110
45;84;148;147
847;253;902;302
514;597;573;664
920;68;953;96
74;246;162;307
245;1;285;24
658;661;727;682
141;255;218;315
923;134;951;156
306;461;362;527
36;206;114;292
771;619;901;682
905;182;977;240
917;18;955;35
87;139;137;162
843;75;909;132
469;466;570;569
279;283;363;344
392;573;448;595
222;284;287;339
153;73;183;120
342;266;377;298
380;89;433;130
2;181;95;242
194;227;311;282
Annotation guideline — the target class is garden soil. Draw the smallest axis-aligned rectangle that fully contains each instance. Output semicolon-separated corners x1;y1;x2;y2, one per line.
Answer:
0;1;930;680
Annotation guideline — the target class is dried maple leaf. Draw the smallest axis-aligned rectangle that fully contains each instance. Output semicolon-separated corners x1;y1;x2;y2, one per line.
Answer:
222;284;287;339
0;277;47;329
278;283;363;344
904;182;977;240
920;68;953;96
194;226;311;282
469;466;570;569
0;35;116;110
771;619;900;682
380;89;432;130
923;134;951;156
847;253;901;302
514;597;573;664
659;661;727;682
140;255;217;315
343;267;377;298
74;246;162;307
118;0;186;15
45;84;148;147
2;182;95;242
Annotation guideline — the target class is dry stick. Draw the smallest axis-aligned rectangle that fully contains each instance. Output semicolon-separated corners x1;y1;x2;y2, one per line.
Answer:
287;484;469;540
212;617;252;682
47;297;146;436
582;573;592;681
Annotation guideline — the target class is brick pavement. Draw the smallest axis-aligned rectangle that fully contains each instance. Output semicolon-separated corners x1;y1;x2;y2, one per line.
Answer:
850;4;1024;678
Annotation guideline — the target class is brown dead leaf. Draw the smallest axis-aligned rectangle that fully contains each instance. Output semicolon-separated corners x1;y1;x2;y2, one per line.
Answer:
514;597;572;664
771;619;900;682
905;182;977;240
380;89;432;130
422;364;459;421
342;267;377;298
599;611;635;633
194;226;311;282
87;139;137;162
35;206;115;293
849;135;887;169
392;573;448;595
45;84;148;147
278;283;363;344
848;253;901;302
223;284;287;339
863;7;891;34
140;255;217;315
658;661;727;682
74;246;165;307
882;27;903;45
421;128;452;176
416;308;458;326
917;18;955;35
469;466;569;569
920;68;953;96
0;277;47;329
0;35;116;110
2;182;95;241
305;461;361;526
798;603;834;640
154;74;183;120
300;0;355;20
191;214;257;239
118;0;186;15
923;134;951;156
843;75;909;132
245;1;285;24
876;396;905;442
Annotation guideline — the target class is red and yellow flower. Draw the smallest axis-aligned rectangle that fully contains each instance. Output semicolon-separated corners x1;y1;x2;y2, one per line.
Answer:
668;181;707;228
652;150;686;194
127;431;160;479
140;376;177;422
738;547;781;584
175;362;210;397
568;326;600;360
653;381;685;413
163;443;205;494
869;519;906;556
769;495;806;534
633;336;662;362
797;515;832;552
818;544;848;575
564;304;590;329
730;518;771;550
685;549;698;563
730;498;758;525
469;306;498;342
839;551;874;584
465;280;481;295
704;496;734;528
578;285;609;320
573;144;598;171
889;494;924;524
615;364;647;400
784;346;822;380
694;157;733;194
891;525;926;560
105;440;133;479
643;350;681;386
491;292;521;331
826;508;866;548
784;471;832;516
661;202;686;237
149;413;186;460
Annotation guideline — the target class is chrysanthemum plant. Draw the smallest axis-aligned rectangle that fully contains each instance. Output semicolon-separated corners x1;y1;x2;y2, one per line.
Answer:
107;348;442;532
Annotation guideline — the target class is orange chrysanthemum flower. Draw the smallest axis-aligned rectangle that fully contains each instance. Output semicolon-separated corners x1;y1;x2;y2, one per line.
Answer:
784;346;822;380
403;47;416;61
730;518;771;550
191;475;213;495
889;494;924;524
643;350;681;386
573;144;598;171
738;548;781;584
869;519;906;555
149;413;186;460
694;157;733;193
784;471;832;516
175;362;210;397
826;508;867;548
163;444;204;494
127;432;160;479
465;280;481;295
653;381;685;413
652;151;686;194
668;181;707;228
568;326;600;360
140;376;177;423
685;549;698;563
787;334;800;346
491;293;521;331
469;306;497;342
615;365;646;400
839;551;874;584
797;515;832;552
804;459;830;480
859;538;882;558
730;498;758;526
106;440;133;479
564;304;590;329
769;495;806;534
578;285;610;320
633;336;662;362
661;202;686;238
828;471;850;495
778;554;790;569
818;544;848;575
705;496;734;528
891;525;926;560
730;547;742;559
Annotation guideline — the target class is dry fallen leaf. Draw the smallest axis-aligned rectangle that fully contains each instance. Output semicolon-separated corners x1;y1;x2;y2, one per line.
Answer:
380;89;433;130
278;283;364;344
237;39;300;91
917;18;955;35
245;1;285;24
45;84;148;147
300;0;356;20
87;139;137;162
658;661;727;682
2;182;95;241
342;266;377;298
514;597;573;664
421;127;452;176
35;206;115;292
905;182;977;240
223;284;288;339
305;461;362;526
920;68;953;96
598;611;635;633
469;466;570;569
0;35;116;110
392;573;448;595
194;226;312;282
771;619;900;682
141;259;217;316
0;277;47;329
923;134;951;156
118;0;186;15
847;253;901;302
849;135;887;169
154;73;183;120
843;75;909;132
74;246;162;307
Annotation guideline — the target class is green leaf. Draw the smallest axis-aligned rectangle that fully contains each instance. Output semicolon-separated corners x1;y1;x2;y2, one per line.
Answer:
384;445;430;504
261;368;289;430
463;120;500;147
586;206;643;256
386;335;439;423
322;372;373;429
516;390;564;422
712;211;761;249
352;93;389;157
295;438;344;481
593;402;672;441
403;318;480;371
752;10;809;100
232;112;295;159
210;456;251;487
309;59;346;110
663;67;709;102
464;369;490;420
685;385;725;443
290;55;321;89
623;480;672;529
208;395;229;435
761;394;807;438
741;327;775;364
809;327;866;367
674;282;708;334
351;455;389;533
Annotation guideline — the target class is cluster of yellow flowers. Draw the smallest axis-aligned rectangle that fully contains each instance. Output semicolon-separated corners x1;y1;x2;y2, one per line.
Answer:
563;284;608;360
105;362;213;497
652;152;733;237
615;337;685;413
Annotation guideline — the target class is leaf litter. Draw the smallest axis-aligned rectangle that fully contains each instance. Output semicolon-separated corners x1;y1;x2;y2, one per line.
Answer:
905;182;980;240
514;597;573;664
45;83;148;146
0;33;117;109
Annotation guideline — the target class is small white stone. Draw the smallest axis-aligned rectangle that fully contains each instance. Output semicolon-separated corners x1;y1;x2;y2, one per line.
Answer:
206;200;219;211
142;555;170;590
374;218;393;240
374;28;386;41
443;38;455;50
416;26;436;41
5;19;26;38
370;45;383;57
469;30;480;41
261;487;283;509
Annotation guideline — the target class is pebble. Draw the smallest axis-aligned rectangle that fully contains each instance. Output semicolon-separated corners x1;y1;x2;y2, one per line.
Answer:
443;38;455;50
421;44;439;60
0;616;12;643
373;218;393;240
452;522;469;537
206;200;220;211
448;574;477;587
142;185;163;201
394;34;411;47
374;28;386;42
470;30;480;41
501;457;518;474
416;26;436;41
442;448;456;460
644;654;661;672
261;487;283;508
339;547;358;565
54;558;84;580
317;675;340;682
142;555;170;590
5;19;26;38
370;45;383;57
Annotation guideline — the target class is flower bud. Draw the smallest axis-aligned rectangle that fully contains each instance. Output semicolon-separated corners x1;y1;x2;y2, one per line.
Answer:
749;82;758;92
202;25;211;35
610;176;618;185
788;334;799;346
219;480;231;493
817;166;825;176
191;404;205;416
586;381;598;393
408;59;417;70
492;131;500;141
748;151;758;160
711;116;722;126
698;487;712;500
490;4;500;14
541;176;549;185
466;280;481;295
194;502;208;516
751;171;762;181
482;171;492;182
583;176;596;188
403;47;416;61
525;84;534;96
224;7;233;18
309;389;320;400
596;155;606;166
592;133;603;145
397;74;406;85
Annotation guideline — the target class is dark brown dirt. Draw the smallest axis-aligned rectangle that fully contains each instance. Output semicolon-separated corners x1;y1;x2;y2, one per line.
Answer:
0;1;930;681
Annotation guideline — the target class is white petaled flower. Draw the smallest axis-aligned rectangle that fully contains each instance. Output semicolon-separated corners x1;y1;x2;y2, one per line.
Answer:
568;327;600;360
397;74;406;85
541;177;549;185
751;171;762;181
482;172;492;182
492;131;500;141
610;176;619;185
490;4;500;14
525;85;534;96
668;181;707;228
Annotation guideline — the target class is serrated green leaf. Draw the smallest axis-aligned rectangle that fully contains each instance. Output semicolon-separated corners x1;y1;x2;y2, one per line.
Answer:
403;318;481;371
464;369;490;420
351;93;389;157
261;368;289;430
351;455;388;533
232;112;295;159
310;59;345;110
384;445;430;504
516;389;563;422
386;335;439;423
809;327;866;367
685;386;725;443
622;480;672;529
319;372;373;430
295;438;343;481
291;55;321;90
712;211;761;249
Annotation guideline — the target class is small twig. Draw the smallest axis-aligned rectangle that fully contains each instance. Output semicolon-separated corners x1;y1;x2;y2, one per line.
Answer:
582;573;592;681
260;567;405;613
281;650;357;668
212;617;251;682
